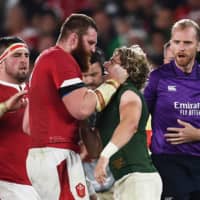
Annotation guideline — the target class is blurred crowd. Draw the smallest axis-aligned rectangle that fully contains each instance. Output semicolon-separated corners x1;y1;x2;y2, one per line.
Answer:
0;0;200;68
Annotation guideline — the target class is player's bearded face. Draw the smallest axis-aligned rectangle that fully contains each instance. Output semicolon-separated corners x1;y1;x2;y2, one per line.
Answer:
72;36;91;72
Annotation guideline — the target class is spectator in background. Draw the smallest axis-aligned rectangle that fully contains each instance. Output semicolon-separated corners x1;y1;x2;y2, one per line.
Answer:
0;36;40;200
92;9;121;59
147;30;167;68
144;19;200;200
163;41;174;64
153;6;174;38
3;0;198;67
4;3;38;50
37;8;60;37
82;48;106;90
37;33;56;53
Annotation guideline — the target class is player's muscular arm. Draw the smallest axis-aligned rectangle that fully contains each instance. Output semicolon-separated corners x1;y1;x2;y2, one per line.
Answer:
62;78;121;119
94;90;142;184
62;64;128;120
110;90;142;148
62;87;97;120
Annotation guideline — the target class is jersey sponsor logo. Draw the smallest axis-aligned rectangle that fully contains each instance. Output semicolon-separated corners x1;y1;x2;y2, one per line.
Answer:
168;85;176;91
111;157;125;169
174;101;200;116
75;183;86;198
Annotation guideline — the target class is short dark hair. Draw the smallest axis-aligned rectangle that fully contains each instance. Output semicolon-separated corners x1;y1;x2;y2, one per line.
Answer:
0;36;26;54
90;48;105;75
58;13;97;41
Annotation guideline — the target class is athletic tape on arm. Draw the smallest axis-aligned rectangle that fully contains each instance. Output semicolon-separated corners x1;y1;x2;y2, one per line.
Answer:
94;79;120;112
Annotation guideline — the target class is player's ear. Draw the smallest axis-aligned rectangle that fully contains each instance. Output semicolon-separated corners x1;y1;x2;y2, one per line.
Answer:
70;32;78;50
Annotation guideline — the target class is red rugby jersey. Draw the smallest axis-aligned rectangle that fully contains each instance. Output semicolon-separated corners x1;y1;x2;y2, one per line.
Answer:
29;46;84;152
0;81;31;185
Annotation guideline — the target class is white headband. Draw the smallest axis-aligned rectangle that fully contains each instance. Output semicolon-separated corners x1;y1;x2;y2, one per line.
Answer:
0;43;28;63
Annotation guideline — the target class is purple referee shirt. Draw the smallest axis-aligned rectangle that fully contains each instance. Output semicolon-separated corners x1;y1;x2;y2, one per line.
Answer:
144;60;200;156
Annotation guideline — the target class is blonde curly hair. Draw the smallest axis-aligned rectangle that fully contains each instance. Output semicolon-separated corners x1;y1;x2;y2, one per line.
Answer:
113;45;150;90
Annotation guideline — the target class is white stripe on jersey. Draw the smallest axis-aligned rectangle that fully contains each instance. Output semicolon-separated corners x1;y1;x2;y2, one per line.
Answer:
0;80;26;91
60;78;83;88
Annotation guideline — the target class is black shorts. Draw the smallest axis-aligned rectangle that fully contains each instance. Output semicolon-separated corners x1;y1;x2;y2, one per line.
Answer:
152;154;200;200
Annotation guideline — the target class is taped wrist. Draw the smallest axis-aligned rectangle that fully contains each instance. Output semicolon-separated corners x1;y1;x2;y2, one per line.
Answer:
0;102;8;117
100;142;119;159
94;79;119;112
